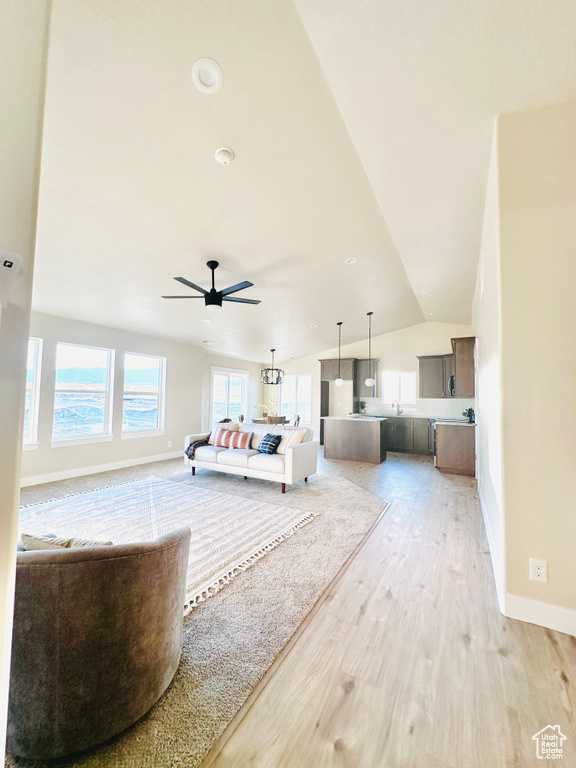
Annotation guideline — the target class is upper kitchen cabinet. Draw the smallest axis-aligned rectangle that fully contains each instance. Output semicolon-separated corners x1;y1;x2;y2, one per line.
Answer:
418;354;454;398
451;337;475;397
418;338;475;399
355;358;378;398
319;358;356;381
418;355;443;397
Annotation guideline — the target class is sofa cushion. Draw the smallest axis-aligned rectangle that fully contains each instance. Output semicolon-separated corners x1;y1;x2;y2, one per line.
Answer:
257;434;282;454
215;429;253;449
208;422;238;445
276;428;306;455
216;449;258;468
194;445;227;463
248;453;286;474
21;533;114;551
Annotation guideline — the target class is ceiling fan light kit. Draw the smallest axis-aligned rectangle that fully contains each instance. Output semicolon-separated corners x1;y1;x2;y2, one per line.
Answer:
162;260;260;309
365;311;376;391
335;321;344;387
261;348;284;385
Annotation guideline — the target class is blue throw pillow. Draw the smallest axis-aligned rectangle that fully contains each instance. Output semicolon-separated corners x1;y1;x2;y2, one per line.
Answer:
258;433;282;455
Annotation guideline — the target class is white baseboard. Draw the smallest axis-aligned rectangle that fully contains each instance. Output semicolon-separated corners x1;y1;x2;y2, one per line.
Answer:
20;451;182;487
504;593;576;637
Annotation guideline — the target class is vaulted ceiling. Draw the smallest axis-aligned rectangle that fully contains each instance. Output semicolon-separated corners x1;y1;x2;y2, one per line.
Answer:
32;0;576;362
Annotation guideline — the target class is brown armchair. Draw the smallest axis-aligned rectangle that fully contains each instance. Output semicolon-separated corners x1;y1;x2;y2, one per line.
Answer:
7;527;191;760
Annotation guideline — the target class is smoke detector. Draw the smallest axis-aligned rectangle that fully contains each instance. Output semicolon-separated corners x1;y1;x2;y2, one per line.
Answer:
215;147;234;166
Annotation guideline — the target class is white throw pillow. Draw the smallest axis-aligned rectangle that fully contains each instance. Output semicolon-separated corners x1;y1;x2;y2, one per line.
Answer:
276;428;306;455
21;533;113;550
208;422;238;445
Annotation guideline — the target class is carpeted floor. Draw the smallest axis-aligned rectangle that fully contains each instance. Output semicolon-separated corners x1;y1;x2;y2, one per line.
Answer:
8;462;387;768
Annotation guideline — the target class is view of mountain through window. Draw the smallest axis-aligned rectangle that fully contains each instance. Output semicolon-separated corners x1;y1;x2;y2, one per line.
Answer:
52;343;114;440
122;353;166;432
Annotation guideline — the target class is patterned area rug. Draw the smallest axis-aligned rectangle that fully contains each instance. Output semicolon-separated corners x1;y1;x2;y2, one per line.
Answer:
18;477;317;610
9;470;388;768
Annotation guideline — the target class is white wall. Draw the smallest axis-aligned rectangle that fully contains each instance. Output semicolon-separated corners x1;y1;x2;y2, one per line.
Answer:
20;312;265;484
499;101;576;628
0;1;50;757
472;123;506;607
268;321;475;437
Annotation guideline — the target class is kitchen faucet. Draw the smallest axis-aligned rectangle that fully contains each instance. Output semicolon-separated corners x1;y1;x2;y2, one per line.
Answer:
391;400;403;416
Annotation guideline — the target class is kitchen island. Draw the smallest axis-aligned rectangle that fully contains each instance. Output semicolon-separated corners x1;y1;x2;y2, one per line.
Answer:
321;416;387;464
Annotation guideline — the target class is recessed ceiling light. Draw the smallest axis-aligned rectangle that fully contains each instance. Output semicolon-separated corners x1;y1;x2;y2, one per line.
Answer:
344;257;358;265
310;323;318;328
427;312;434;316
201;339;216;346
416;290;427;295
201;319;212;324
191;58;223;94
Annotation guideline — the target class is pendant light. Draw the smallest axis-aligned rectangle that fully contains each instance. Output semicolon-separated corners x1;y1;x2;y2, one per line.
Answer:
335;322;344;387
260;348;284;385
365;312;376;392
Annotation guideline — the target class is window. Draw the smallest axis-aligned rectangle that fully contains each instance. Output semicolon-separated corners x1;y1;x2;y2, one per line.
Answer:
210;369;248;424
382;371;417;406
279;374;312;423
52;343;114;442
23;337;43;446
122;353;166;434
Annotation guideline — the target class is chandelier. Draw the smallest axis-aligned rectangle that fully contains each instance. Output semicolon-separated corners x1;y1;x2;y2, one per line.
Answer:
261;348;284;385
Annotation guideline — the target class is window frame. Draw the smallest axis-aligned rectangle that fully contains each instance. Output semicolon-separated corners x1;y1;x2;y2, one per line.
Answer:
279;373;312;423
210;366;249;425
51;342;115;446
22;337;43;449
121;352;167;438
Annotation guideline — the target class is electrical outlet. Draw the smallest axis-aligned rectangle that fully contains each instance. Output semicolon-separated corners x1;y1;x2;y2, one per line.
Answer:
167;441;172;448
529;558;548;583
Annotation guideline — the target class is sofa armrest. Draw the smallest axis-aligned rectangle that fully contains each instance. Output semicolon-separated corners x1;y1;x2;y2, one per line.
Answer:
284;440;319;483
184;433;210;464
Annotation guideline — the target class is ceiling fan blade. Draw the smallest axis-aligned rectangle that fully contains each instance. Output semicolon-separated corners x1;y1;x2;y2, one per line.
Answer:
174;276;208;294
162;295;204;299
220;280;254;297
222;296;261;305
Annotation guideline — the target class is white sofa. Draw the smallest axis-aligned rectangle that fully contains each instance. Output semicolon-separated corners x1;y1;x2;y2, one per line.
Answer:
184;422;318;492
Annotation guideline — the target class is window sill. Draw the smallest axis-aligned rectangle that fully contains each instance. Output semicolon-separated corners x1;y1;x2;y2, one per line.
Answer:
51;435;114;448
22;442;39;451
121;429;165;440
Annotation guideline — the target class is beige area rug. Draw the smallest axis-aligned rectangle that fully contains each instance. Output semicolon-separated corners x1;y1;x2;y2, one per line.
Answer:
8;471;388;768
18;477;316;610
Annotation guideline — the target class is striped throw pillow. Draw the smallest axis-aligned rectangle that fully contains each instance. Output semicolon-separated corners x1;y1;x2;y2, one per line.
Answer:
257;433;282;455
215;429;254;449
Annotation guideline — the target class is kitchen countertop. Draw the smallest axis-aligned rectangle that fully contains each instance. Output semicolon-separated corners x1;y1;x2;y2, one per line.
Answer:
321;416;387;421
433;420;476;427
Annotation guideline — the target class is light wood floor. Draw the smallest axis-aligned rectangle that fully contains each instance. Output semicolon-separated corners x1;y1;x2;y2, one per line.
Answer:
200;451;575;768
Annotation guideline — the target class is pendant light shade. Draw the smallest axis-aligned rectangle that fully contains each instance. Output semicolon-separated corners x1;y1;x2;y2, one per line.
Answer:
335;322;344;387
260;348;284;385
365;312;376;390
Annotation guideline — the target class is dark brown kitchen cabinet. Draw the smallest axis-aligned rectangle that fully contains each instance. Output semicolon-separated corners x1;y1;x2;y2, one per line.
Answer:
452;337;475;397
384;417;432;454
413;418;430;454
418;355;444;398
418;338;474;399
418;354;453;398
319;358;356;381
435;424;475;476
355;358;378;399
